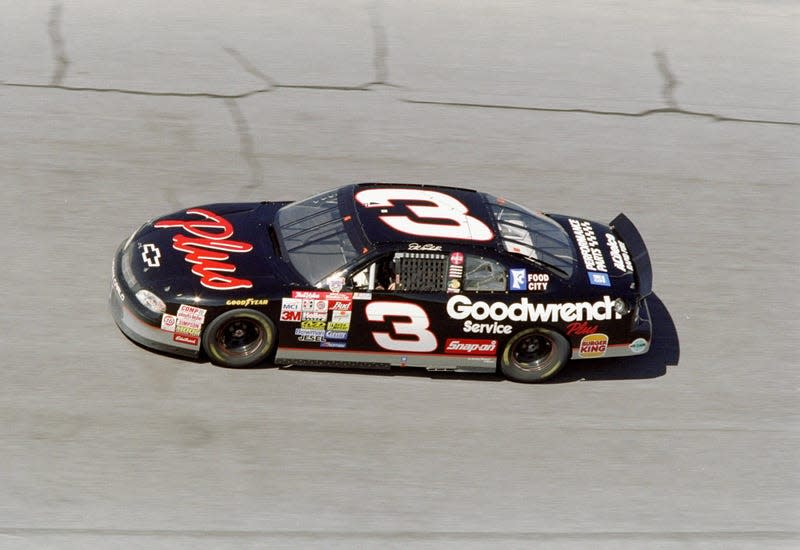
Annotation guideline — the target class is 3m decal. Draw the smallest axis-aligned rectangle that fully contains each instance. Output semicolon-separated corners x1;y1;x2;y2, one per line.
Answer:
447;295;621;323
579;333;608;358
141;243;161;268
355;188;494;241
569;219;607;273
444;338;498;355
606;233;634;273
365;301;437;352
154;209;253;290
588;271;611;287
280;310;302;322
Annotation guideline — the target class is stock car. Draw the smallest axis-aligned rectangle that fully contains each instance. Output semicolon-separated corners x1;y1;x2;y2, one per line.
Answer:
110;183;653;382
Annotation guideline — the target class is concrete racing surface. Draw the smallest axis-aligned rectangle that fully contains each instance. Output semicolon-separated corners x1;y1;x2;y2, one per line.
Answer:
1;1;797;548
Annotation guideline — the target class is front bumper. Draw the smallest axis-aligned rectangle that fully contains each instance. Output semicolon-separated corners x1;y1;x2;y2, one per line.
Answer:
109;246;200;359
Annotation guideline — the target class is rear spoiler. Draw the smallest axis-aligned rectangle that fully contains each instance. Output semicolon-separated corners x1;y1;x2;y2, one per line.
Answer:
610;214;653;297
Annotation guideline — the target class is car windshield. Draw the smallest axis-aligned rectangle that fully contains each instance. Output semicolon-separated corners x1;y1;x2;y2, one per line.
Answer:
275;190;360;284
487;195;575;277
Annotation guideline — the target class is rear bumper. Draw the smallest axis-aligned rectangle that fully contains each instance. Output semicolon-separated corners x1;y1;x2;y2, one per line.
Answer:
569;296;652;360
109;247;200;359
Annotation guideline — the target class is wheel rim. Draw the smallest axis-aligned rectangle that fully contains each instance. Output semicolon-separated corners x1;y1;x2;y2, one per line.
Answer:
511;333;556;371
215;317;264;358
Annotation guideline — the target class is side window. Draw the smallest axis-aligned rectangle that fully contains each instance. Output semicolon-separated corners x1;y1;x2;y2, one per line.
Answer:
463;255;507;292
350;252;449;292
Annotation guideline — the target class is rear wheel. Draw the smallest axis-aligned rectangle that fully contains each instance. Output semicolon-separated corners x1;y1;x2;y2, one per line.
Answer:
499;328;570;383
203;309;276;368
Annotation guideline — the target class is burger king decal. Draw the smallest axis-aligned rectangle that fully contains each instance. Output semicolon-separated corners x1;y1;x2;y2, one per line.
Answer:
578;333;608;358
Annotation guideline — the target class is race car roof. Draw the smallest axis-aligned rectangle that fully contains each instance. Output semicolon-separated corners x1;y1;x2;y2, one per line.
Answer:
347;183;498;246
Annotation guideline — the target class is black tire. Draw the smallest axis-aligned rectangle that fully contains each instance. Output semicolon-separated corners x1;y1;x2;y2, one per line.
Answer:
202;309;276;368
499;328;570;383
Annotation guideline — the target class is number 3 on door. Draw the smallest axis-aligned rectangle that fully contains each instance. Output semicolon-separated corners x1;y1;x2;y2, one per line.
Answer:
365;302;437;352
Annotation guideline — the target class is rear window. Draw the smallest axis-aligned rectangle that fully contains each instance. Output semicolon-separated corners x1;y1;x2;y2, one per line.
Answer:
487;195;575;277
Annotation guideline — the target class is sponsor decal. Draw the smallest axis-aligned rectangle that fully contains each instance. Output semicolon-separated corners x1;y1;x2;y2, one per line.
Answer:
327;275;345;293
606;233;634;273
629;338;648;353
331;310;352;323
161;314;177;332
450;251;465;266
526;273;549;292
140;243;161;268
409;242;443;251
175;304;207;337
301;311;327;321
295;328;325;338
509;268;527;291
444;338;498;355
302;299;328;312
280;310;302;322
292;290;324;299
154;209;254;290
579;333;608;358
298;335;325;343
330;300;352;312
111;277;125;302
281;298;301;311
353;292;372;300
569;219;607;274
462;320;512;334
173;333;199;346
565;321;599;336
327;322;350;332
321;341;347;348
325;330;349;340
300;320;326;330
510;270;550;292
447;278;461;293
225;298;268;306
588;271;611;287
447;295;621;324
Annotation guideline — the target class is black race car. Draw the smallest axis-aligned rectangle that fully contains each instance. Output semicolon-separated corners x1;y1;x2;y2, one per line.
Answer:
110;183;653;382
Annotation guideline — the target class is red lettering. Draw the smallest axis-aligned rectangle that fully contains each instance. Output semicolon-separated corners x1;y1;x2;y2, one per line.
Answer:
566;321;598;336
155;209;253;290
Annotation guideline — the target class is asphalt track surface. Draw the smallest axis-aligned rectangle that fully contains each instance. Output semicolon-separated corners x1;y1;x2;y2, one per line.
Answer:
1;1;798;548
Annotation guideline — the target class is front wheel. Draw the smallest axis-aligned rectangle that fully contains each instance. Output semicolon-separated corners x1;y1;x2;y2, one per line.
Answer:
203;309;276;368
499;328;570;383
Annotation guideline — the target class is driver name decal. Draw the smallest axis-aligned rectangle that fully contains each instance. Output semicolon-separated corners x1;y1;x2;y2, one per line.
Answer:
154;209;254;290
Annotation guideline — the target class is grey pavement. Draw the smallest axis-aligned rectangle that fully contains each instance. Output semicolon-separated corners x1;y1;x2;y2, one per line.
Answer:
1;1;797;548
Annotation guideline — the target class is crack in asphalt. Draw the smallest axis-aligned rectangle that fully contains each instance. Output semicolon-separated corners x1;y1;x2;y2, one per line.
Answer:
47;2;70;85
402;99;800;127
224;98;263;198
654;50;680;109
223;47;278;89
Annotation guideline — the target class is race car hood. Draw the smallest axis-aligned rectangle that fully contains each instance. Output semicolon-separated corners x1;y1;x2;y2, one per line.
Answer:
547;213;652;296
121;201;290;298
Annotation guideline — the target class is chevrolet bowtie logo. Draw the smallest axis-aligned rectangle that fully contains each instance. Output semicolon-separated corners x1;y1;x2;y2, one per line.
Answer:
141;243;161;267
